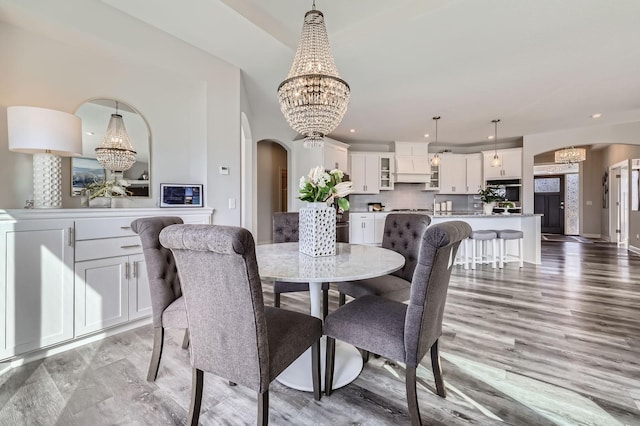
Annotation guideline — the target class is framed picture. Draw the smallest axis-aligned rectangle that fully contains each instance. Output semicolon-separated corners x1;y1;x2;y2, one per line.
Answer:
160;183;204;208
71;157;106;196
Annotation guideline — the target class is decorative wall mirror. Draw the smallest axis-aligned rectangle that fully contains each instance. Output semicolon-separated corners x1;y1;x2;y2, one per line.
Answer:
73;98;151;197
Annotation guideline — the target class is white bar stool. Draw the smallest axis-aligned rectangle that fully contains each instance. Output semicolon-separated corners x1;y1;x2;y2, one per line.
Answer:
465;230;498;270
496;229;524;268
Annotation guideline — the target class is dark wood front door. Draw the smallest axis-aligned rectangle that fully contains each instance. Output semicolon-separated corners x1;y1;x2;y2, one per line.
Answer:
534;175;565;234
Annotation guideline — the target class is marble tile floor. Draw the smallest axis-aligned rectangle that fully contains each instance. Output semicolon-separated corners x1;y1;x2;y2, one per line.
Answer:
1;241;639;425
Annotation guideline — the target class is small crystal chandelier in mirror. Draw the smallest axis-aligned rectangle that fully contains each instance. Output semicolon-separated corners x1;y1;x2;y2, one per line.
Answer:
95;101;137;172
490;119;502;168
277;1;350;148
555;146;586;165
430;116;441;166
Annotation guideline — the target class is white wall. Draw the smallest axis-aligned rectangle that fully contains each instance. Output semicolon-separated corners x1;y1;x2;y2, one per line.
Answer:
0;2;242;225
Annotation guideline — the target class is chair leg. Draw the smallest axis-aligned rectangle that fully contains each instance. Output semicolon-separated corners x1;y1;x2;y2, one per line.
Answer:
311;340;321;401
258;390;269;426
274;293;281;308
338;292;345;306
322;288;329;319
405;366;422;426
147;327;164;382
188;368;204;426
182;329;190;349
325;337;336;396
430;340;446;398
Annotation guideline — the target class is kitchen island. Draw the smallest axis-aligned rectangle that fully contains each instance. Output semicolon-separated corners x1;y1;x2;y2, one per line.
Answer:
349;210;542;264
429;213;541;264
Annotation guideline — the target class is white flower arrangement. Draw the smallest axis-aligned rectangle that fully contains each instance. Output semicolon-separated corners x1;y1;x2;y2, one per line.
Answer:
85;178;131;200
298;166;353;211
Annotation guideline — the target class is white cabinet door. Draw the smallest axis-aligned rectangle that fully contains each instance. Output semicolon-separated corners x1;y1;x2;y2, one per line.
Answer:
0;220;74;360
349;154;379;194
128;254;151;320
374;214;389;245
501;148;522;179
350;214;375;244
466;153;483;194
483;148;522;180
379;155;394;190
75;256;128;337
439;154;467;193
324;143;348;171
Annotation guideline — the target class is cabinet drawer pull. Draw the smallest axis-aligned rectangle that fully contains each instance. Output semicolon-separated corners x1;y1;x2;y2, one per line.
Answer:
121;244;142;249
120;226;132;230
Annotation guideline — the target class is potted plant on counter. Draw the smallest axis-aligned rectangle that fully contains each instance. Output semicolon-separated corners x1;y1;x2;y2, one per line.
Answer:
478;186;503;215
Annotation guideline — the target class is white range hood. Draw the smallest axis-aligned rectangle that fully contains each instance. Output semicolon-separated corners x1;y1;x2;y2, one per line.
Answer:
395;156;431;183
393;141;431;183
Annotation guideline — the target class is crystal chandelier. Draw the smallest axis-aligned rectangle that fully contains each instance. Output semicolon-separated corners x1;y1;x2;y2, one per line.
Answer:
430;116;441;166
554;147;586;164
95;101;137;172
277;1;350;148
490;119;502;167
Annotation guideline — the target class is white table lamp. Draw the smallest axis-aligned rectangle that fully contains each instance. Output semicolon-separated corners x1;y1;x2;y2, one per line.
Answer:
7;106;82;208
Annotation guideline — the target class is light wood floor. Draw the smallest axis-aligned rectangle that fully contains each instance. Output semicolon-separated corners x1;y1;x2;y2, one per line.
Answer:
1;240;639;425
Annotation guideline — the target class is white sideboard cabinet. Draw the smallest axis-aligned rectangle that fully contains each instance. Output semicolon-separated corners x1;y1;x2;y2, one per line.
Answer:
0;219;75;360
0;208;212;362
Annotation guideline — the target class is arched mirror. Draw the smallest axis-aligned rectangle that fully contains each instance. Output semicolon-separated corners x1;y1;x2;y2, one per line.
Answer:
72;99;151;197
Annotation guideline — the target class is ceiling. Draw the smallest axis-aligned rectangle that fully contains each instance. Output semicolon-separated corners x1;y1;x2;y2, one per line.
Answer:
7;0;640;148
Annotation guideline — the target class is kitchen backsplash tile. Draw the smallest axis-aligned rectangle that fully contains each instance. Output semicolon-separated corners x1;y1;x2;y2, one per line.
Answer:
350;183;472;211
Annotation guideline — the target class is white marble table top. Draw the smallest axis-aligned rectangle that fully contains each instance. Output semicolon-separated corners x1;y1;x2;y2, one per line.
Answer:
255;242;405;283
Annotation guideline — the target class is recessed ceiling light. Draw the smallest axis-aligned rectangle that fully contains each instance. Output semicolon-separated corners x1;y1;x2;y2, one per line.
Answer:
488;135;494;140
350;129;355;133
424;133;429;138
591;113;602;119
85;131;94;135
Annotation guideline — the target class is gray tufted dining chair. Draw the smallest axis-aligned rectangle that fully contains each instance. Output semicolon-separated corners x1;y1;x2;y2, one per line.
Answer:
338;213;430;305
272;212;330;318
159;224;323;425
324;221;472;426
131;216;189;382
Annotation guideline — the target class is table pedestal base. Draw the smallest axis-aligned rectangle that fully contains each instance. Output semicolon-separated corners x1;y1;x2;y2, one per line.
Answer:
276;336;363;392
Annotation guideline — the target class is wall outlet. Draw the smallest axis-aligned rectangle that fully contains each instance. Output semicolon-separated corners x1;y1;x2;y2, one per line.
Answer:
586;200;592;206
228;198;236;209
636;234;639;240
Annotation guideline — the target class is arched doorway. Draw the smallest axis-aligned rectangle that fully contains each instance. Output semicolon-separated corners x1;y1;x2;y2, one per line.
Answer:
256;140;289;244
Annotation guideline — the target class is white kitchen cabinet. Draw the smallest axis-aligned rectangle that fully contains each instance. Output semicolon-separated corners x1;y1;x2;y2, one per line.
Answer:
466;153;483;194
374;213;389;243
350;213;388;245
349;153;380;194
324;142;349;171
379;154;394;190
394;141;429;157
423;154;440;190
0;219;75;360
483;148;522;180
439;154;467;193
350;213;375;244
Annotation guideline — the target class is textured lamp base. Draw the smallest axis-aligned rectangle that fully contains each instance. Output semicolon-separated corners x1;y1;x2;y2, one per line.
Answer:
32;152;62;209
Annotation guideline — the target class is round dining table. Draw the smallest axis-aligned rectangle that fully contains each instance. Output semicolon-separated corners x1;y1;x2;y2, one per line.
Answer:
255;242;405;392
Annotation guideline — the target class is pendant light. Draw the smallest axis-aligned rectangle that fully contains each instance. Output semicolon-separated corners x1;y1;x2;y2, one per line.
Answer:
490;119;501;168
430;116;441;166
277;0;350;148
95;101;137;172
